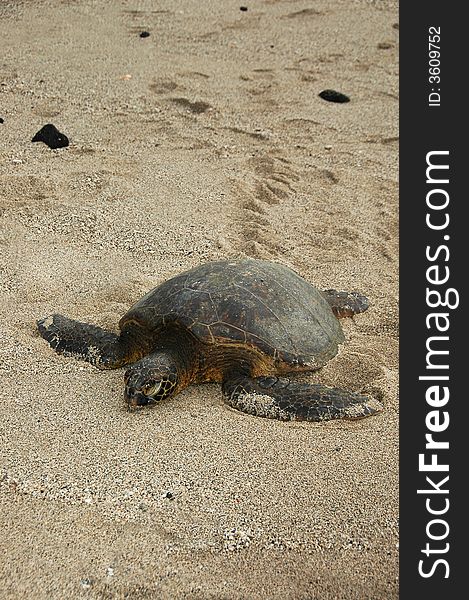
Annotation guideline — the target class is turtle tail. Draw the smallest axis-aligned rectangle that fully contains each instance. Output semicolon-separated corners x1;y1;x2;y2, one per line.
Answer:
222;375;382;422
37;314;130;369
322;289;369;318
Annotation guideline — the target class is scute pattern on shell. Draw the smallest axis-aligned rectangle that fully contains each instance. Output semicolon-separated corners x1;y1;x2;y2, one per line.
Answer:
120;259;345;368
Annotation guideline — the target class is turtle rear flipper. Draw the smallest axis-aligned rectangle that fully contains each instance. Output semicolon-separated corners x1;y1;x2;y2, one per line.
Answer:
322;289;369;318
37;314;130;369
222;375;382;422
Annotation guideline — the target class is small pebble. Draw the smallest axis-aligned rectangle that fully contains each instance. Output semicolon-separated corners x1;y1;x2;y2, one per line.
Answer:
140;31;150;38
31;123;69;149
318;89;350;103
240;6;248;10
0;117;4;123
165;491;174;500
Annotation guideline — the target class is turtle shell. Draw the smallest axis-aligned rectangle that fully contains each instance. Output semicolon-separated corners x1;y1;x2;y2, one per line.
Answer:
120;259;345;369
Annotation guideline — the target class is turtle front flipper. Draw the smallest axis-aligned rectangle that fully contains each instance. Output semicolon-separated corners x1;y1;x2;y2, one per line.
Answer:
37;314;131;369
222;375;382;422
322;289;369;318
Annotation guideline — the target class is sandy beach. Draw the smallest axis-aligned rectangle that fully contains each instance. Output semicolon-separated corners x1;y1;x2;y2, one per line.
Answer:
1;1;398;598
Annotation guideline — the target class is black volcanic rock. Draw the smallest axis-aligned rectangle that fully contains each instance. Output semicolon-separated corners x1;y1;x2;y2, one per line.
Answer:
32;124;69;149
318;89;350;103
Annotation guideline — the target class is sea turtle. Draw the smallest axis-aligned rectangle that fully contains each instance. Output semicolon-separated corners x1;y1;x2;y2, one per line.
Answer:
37;259;381;421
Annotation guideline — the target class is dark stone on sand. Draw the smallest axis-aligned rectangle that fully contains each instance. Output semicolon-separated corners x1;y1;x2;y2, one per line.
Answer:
240;6;248;10
140;31;150;38
32;124;69;149
318;89;350;103
0;117;4;123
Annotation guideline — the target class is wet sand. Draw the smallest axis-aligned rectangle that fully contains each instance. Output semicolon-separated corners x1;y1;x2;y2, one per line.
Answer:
0;1;398;598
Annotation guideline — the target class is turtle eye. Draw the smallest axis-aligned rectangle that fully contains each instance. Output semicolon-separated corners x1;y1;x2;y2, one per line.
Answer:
142;381;162;397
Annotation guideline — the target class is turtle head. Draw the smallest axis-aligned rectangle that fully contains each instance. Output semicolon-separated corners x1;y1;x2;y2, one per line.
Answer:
124;352;179;410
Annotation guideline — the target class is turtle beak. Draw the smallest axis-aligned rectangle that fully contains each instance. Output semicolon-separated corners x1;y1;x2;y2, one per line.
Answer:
125;387;136;412
125;386;161;411
125;387;147;411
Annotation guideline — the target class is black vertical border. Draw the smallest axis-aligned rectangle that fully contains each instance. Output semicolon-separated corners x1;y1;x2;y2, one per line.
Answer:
400;3;465;597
